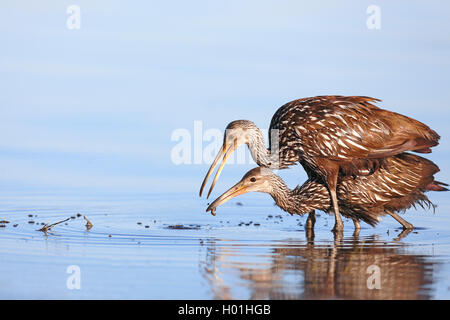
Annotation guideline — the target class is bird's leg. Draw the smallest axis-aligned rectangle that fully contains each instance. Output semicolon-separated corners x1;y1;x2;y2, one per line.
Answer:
306;227;315;242
327;169;344;232
352;219;361;238
306;211;316;230
352;227;360;239
330;190;344;231
387;212;414;230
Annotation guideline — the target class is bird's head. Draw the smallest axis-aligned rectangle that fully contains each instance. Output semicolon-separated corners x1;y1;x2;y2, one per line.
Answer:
199;120;262;198
224;120;260;147
206;167;278;215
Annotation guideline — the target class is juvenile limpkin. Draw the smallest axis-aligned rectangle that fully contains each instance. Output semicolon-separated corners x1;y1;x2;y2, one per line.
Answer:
200;96;440;231
206;153;448;230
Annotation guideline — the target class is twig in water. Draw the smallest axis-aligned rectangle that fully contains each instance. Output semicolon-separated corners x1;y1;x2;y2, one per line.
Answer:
84;216;93;230
38;218;71;233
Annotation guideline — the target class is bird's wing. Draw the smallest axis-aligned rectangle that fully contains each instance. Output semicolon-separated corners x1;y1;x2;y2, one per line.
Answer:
284;97;439;161
290;97;393;160
338;153;434;206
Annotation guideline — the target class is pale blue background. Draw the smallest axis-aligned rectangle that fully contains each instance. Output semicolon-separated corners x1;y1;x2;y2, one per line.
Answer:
1;0;449;195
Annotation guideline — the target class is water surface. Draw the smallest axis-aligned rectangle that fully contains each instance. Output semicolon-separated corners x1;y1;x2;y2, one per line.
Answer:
1;191;449;299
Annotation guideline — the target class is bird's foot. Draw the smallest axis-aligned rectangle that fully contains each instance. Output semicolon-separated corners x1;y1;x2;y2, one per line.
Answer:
402;223;414;230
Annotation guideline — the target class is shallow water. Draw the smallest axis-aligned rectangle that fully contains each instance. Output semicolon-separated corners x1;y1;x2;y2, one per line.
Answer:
1;191;450;299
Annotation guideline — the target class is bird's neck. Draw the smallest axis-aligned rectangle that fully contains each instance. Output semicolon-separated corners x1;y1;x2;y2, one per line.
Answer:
248;129;275;168
269;178;318;216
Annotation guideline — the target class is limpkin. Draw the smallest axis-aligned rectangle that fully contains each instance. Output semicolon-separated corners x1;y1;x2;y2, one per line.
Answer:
200;96;440;231
206;153;448;230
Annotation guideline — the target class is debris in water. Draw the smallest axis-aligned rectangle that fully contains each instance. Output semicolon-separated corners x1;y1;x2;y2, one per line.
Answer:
167;224;200;230
84;216;93;230
38;218;71;234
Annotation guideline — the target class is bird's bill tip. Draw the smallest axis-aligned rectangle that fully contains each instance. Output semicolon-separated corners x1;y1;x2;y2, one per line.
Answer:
206;183;248;214
206;206;216;216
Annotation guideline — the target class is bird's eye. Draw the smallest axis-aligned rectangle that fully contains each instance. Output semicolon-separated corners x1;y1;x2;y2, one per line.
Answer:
250;177;256;182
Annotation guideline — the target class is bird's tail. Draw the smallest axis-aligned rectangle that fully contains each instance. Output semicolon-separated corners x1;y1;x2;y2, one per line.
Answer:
425;180;449;192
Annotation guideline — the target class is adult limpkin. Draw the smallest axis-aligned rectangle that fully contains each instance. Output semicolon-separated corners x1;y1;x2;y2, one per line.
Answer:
206;153;448;230
200;96;440;231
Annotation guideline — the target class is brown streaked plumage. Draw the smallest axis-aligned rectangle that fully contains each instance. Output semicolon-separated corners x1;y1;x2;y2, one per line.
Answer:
200;96;440;231
206;153;448;230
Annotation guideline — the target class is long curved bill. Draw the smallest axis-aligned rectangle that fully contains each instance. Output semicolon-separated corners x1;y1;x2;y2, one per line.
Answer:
206;181;248;215
199;139;237;198
199;145;224;197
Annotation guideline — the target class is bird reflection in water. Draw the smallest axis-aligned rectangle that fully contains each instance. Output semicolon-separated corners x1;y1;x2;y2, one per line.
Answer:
199;231;436;300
